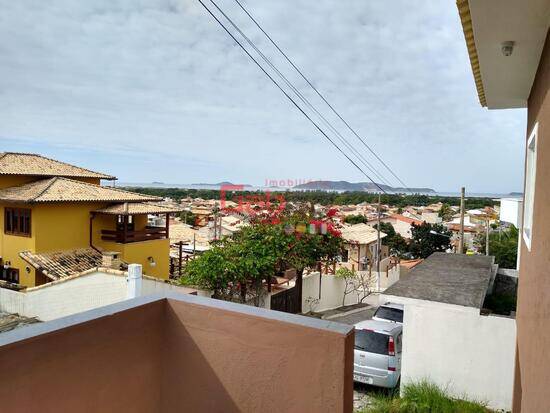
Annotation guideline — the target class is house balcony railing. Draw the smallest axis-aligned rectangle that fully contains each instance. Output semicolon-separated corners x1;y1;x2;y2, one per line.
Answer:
101;226;168;244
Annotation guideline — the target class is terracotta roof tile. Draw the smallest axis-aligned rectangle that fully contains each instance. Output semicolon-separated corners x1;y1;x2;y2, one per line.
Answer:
390;214;423;226
341;223;386;245
0;152;115;180
93;202;184;215
20;248;105;281
0;177;161;203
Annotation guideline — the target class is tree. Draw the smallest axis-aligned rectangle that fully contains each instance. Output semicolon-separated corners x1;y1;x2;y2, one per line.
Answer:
183;224;285;304
343;214;368;225
181;209;344;306
179;211;196;226
182;243;237;300
409;223;452;259
336;267;377;306
373;222;409;256
476;225;518;268
438;203;454;221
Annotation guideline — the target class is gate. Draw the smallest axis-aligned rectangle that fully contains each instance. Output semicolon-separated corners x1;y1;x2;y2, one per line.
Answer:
270;286;300;314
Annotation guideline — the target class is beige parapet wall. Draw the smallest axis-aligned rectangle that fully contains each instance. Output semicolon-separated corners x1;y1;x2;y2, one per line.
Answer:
0;293;354;413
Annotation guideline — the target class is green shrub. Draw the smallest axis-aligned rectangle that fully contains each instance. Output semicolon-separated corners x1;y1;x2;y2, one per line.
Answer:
360;381;493;413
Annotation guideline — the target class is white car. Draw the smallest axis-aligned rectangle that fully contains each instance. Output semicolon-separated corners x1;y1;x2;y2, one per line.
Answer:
372;302;404;324
353;319;402;388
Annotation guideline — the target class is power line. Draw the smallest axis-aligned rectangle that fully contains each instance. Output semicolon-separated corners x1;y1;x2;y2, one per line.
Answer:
195;0;386;193
206;0;393;187
232;0;410;192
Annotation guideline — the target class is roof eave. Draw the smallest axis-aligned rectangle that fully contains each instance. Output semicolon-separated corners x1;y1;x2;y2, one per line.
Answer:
457;0;487;107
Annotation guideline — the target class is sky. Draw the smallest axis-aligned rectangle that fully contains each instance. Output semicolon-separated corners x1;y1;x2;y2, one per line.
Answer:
0;0;527;193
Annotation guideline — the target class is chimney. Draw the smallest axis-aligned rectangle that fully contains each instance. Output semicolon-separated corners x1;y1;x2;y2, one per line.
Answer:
126;264;143;299
102;251;121;270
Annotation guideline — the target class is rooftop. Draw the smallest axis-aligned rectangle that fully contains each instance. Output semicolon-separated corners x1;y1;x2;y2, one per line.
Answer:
383;252;495;308
93;202;183;215
457;0;549;108
389;214;423;226
20;248;106;281
340;223;386;245
0;177;161;203
0;152;116;180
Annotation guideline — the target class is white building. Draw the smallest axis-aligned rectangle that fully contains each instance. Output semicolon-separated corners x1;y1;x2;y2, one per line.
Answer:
378;214;423;240
499;198;523;228
381;253;516;411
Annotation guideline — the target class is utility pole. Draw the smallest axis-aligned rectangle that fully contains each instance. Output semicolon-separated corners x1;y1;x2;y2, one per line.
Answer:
213;210;218;241
376;193;381;292
193;233;196;257
178;241;183;275
485;218;490;256
458;187;465;254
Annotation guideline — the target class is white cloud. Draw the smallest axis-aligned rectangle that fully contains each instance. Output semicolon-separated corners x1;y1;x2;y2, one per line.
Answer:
0;0;526;192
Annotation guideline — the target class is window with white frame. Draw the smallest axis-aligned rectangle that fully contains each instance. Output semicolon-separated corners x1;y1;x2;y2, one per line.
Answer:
523;123;538;251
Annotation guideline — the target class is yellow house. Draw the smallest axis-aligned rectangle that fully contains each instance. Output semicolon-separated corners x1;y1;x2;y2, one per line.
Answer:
338;224;388;272
0;152;180;287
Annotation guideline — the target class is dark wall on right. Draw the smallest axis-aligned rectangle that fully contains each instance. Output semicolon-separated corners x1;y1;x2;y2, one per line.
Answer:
514;28;550;413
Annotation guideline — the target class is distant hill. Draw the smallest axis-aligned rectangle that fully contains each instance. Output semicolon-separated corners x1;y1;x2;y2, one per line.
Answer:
191;182;253;188
293;180;435;193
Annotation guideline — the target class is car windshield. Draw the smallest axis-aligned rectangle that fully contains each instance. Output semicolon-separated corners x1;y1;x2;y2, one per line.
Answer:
354;329;389;355
374;306;403;323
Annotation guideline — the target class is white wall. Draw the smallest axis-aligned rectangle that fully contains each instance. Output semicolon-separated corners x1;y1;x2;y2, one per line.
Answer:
0;271;196;321
381;295;516;411
500;198;523;227
302;272;357;312
302;266;399;313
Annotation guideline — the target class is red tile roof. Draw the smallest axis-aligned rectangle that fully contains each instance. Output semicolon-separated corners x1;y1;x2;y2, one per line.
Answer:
390;214;423;226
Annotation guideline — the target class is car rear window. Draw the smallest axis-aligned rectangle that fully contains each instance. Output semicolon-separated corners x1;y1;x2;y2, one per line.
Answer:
354;329;389;355
374;306;403;323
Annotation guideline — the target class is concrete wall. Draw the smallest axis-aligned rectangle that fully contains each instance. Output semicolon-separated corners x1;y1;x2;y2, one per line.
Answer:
494;269;518;297
0;270;195;321
0;294;354;413
302;265;399;312
382;295;516;411
515;28;550;413
302;272;359;312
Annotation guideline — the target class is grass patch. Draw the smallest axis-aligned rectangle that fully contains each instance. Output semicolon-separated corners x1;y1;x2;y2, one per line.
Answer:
360;380;493;413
